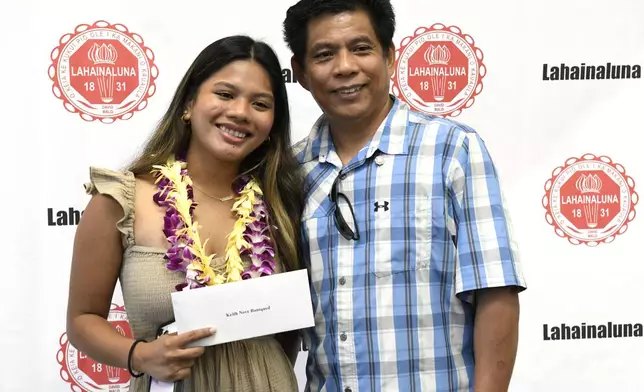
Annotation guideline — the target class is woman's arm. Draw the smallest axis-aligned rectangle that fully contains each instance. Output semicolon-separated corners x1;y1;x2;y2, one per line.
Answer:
65;194;137;369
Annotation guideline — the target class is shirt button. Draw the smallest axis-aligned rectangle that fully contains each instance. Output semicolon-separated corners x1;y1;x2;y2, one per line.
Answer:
345;388;352;392
375;155;385;166
339;276;346;285
340;332;347;341
340;173;347;180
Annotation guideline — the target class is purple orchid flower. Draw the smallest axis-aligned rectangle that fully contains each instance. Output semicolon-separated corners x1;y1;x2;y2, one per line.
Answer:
245;220;268;234
163;213;184;237
154;187;172;206
251;242;275;257
243;231;270;245
251;203;269;219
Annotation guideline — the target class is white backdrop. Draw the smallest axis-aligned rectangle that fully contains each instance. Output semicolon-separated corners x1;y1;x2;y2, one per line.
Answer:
1;0;643;390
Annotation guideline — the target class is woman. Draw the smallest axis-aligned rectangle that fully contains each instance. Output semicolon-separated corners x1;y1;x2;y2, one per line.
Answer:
66;35;303;391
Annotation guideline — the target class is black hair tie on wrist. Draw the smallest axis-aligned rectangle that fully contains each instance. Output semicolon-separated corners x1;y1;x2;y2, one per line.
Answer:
127;339;147;378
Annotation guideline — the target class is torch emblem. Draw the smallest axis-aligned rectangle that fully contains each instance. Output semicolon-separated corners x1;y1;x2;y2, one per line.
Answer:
423;44;451;101
575;174;603;228
87;43;119;103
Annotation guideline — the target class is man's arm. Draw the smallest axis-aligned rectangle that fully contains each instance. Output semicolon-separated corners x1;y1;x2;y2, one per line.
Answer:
473;287;520;392
446;130;526;391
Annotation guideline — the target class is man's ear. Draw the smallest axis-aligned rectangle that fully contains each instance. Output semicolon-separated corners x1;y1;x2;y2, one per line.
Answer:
291;56;310;91
386;41;396;78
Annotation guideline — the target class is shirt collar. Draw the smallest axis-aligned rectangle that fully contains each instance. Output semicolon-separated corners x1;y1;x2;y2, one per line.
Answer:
300;95;411;164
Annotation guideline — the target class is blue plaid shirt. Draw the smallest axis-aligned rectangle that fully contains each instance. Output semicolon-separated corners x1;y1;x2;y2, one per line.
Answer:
294;97;527;392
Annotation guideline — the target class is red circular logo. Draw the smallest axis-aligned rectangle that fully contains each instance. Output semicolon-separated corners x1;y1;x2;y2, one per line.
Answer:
57;304;133;391
543;154;638;246
391;24;485;117
48;21;158;123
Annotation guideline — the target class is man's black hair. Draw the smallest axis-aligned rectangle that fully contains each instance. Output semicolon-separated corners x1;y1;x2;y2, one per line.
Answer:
283;0;396;66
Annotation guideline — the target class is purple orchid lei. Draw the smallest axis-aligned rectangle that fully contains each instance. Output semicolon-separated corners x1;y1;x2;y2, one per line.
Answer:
151;156;277;291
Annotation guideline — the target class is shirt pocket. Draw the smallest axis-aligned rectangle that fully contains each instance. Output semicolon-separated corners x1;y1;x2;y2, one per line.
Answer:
368;201;431;278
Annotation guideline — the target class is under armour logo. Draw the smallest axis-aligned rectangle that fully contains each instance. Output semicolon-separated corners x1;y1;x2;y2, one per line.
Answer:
374;201;389;212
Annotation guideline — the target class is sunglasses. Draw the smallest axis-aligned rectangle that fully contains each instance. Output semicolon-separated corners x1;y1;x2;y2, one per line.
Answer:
329;175;360;241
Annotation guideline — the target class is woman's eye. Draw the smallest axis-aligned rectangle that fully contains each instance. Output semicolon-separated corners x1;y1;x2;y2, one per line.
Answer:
254;102;271;109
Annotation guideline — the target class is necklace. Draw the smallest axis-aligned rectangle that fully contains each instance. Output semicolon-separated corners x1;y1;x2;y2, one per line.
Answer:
151;155;277;291
191;182;234;202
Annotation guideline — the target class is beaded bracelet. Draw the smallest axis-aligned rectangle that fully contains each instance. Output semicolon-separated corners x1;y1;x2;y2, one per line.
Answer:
127;339;147;378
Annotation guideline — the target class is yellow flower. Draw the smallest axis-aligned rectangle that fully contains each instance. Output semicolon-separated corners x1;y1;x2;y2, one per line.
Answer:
201;264;224;285
227;269;242;282
227;223;250;251
191;237;211;260
158;165;181;183
225;252;244;280
174;199;194;222
233;196;253;214
225;245;242;263
247;180;263;196
231;218;247;233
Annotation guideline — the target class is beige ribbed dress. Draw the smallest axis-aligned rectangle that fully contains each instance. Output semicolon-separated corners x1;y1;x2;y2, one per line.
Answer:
84;167;298;392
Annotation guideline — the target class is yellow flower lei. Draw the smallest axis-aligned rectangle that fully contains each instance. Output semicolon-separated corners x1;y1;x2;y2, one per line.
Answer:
151;156;276;290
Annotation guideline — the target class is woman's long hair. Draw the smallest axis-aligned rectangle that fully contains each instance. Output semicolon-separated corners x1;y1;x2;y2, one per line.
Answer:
127;35;303;272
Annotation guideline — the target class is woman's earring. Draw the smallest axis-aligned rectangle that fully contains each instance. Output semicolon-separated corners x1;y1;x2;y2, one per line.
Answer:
181;110;190;124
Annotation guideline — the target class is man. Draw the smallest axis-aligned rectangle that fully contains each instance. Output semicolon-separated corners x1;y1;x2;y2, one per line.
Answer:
283;1;527;391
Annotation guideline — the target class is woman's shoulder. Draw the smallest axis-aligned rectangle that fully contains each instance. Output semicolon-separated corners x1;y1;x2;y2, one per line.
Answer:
81;167;139;248
83;166;135;196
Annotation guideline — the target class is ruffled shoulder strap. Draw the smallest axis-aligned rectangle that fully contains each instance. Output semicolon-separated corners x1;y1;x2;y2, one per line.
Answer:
84;167;136;248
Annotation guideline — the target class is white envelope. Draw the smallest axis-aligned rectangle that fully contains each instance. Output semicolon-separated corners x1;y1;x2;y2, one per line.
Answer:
170;269;314;346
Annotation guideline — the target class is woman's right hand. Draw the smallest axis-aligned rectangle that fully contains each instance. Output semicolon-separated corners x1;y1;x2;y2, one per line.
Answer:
133;327;216;382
